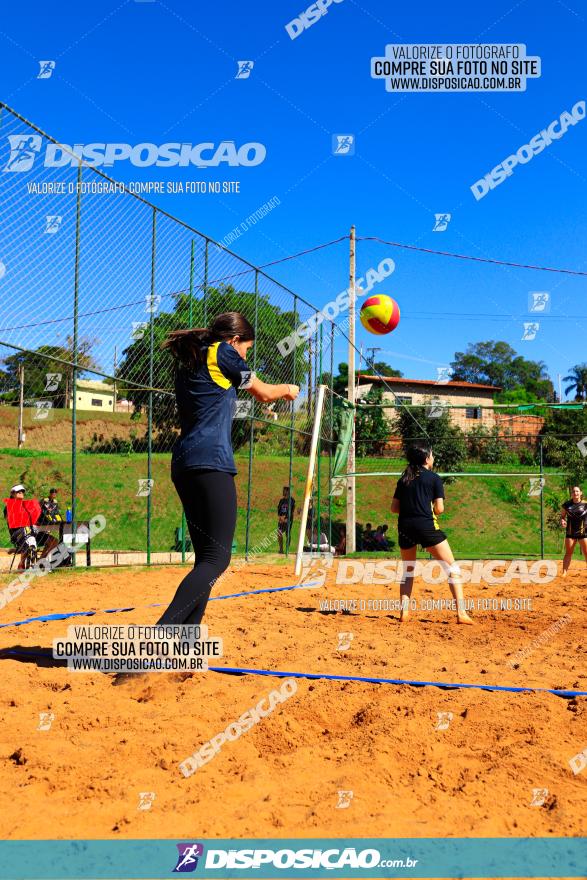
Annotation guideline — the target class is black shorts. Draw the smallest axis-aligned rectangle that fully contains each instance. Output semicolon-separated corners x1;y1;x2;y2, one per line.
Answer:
566;527;587;541
398;521;447;550
10;526;39;550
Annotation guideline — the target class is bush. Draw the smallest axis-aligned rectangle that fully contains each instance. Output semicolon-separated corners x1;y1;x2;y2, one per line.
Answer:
541;436;587;487
396;403;467;478
355;386;390;457
518;445;537;466
467;425;516;464
85;432;139;454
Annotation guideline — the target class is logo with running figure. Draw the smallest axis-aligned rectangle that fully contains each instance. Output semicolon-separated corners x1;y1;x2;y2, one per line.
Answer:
3;135;43;172
332;134;355;156
432;213;451;232
37;60;56;79
173;843;204;872
236;61;254;79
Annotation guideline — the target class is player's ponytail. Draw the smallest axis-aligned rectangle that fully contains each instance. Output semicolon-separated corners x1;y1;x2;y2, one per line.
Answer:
400;443;432;485
163;311;255;368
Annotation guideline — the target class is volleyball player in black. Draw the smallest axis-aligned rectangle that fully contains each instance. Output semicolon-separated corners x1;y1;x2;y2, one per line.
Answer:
113;312;299;685
391;443;473;624
560;485;587;576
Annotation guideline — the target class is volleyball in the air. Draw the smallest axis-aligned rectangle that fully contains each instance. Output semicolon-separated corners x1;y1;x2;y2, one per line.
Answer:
359;294;400;335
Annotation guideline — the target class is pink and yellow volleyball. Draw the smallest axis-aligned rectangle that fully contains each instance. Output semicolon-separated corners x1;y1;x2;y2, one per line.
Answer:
359;294;400;335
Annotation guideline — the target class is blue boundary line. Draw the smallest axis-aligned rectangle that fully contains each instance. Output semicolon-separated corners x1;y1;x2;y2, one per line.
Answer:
0;582;319;631
209;665;587;698
0;649;584;698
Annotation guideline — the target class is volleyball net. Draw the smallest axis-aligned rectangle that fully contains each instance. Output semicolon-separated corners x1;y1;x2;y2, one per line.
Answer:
295;383;587;568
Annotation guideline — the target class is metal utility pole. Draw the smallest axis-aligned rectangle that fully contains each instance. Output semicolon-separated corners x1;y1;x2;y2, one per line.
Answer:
366;346;382;371
346;225;356;553
17;363;24;448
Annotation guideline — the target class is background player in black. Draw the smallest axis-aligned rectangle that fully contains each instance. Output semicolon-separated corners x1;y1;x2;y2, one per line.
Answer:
560;485;587;576
277;486;295;553
391;443;473;625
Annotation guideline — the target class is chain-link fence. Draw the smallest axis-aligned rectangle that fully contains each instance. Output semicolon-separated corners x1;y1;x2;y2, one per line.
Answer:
2;103;586;565
0;102;342;564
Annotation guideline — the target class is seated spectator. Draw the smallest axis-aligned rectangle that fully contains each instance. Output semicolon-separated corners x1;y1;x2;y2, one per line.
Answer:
362;522;376;551
39;488;63;524
305;521;334;554
4;484;59;570
373;524;390;551
4;484;40;570
334;526;346;556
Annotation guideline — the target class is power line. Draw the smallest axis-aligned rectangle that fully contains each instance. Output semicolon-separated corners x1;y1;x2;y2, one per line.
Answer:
358;235;587;277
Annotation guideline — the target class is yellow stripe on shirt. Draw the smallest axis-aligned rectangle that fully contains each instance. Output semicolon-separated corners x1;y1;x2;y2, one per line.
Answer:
207;341;231;389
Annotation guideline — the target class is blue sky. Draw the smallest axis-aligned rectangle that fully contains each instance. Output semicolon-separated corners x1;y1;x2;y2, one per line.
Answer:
0;0;586;394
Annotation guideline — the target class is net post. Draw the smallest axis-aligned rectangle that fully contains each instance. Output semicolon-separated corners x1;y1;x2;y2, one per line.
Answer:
295;384;327;576
244;270;260;560
286;296;298;557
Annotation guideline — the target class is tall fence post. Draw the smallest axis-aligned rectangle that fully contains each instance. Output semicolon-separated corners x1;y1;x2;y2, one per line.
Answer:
244;271;259;560
540;437;544;559
17;363;24;449
147;207;157;565
328;321;334;550
316;323;323;549
286;296;298;556
71;161;82;549
203;238;209;323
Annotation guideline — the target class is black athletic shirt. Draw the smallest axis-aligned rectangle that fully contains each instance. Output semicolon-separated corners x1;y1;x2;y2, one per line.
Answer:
393;468;445;525
562;500;587;536
277;497;296;520
171;341;254;476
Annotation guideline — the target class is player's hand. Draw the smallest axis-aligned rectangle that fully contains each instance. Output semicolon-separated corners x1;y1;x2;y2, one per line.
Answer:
283;384;300;401
561;518;567;528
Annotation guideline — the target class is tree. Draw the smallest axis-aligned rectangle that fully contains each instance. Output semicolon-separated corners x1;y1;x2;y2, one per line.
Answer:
369;361;403;378
355;386;390;457
395;403;467;477
332;363;348;396
495;387;546;406
332;361;402;396
540;404;587;441
117;284;309;449
451;340;553;400
0;366;14;400
563;364;587;401
2;338;98;408
541;436;587;490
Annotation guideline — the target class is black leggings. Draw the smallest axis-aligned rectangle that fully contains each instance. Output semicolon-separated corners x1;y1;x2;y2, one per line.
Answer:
157;469;237;626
